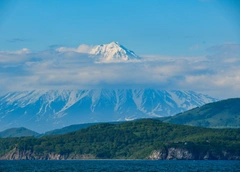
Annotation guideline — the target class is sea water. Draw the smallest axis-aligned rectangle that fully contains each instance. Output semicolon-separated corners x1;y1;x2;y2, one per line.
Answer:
0;160;239;172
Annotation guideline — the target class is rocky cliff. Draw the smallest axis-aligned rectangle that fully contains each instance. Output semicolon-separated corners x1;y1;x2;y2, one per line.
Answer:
148;147;240;160
1;147;240;160
0;148;95;160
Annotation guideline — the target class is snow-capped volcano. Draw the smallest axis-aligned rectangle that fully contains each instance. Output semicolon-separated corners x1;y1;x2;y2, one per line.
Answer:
90;42;141;62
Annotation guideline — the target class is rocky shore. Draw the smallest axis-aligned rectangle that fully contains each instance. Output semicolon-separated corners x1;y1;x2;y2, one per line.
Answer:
148;148;240;160
0;148;95;160
1;147;239;160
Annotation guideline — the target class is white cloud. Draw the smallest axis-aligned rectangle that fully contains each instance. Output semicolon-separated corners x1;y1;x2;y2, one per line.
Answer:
56;44;93;53
206;43;240;59
0;43;239;99
0;48;31;54
0;48;32;64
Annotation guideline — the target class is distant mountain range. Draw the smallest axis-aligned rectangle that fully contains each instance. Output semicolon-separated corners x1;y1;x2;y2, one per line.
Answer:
0;98;239;138
163;98;240;128
0;89;217;133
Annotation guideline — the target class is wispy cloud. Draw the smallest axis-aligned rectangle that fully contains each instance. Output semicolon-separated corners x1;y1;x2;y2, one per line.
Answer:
0;48;31;64
7;38;31;43
206;43;240;54
56;44;93;53
48;44;63;49
189;44;202;51
0;43;239;99
2;48;31;54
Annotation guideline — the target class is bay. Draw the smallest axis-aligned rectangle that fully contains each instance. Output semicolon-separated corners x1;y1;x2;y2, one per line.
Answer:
0;160;239;172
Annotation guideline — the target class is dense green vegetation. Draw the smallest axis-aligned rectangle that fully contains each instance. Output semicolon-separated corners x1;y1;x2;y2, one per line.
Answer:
0;127;39;138
163;98;240;128
0;119;240;159
43;121;121;136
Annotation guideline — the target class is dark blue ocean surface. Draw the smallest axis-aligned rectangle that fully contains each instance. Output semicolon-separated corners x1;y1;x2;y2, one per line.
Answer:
0;160;239;172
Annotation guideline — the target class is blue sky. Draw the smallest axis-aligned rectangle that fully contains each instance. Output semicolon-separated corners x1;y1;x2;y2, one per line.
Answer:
0;0;240;98
0;0;239;55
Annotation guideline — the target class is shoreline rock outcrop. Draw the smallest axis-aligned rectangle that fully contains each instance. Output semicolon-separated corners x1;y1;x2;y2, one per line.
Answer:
0;148;95;160
1;147;240;160
147;147;240;160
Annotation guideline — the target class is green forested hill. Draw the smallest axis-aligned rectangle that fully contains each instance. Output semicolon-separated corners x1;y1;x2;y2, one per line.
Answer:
0;119;240;160
0;127;39;138
42;123;98;136
163;98;240;128
43;121;121;136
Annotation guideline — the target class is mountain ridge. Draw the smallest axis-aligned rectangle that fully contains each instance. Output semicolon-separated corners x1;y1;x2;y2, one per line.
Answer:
0;127;39;138
163;98;240;128
0;89;217;133
2;98;239;137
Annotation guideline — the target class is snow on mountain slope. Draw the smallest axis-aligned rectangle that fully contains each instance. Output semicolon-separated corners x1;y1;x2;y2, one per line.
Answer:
90;42;141;62
0;89;217;133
